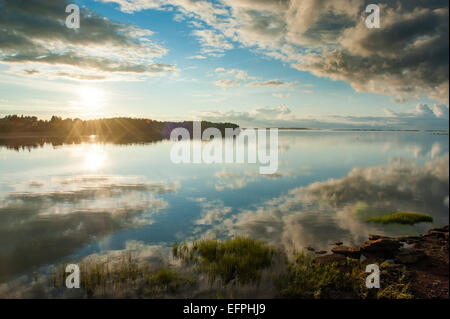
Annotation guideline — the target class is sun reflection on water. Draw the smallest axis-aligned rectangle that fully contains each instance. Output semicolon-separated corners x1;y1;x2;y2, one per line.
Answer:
83;145;107;171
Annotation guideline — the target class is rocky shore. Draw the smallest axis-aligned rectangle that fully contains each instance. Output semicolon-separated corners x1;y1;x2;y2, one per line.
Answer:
314;226;449;298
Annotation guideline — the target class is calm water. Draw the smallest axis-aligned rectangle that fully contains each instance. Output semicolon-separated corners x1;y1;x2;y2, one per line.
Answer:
0;131;448;291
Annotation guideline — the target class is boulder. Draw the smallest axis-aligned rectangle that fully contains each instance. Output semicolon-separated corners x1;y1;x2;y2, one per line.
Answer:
369;234;391;241
315;250;327;255
395;248;426;264
398;235;422;243
331;241;343;246
360;238;402;257
428;226;449;233
425;231;446;239
331;245;361;258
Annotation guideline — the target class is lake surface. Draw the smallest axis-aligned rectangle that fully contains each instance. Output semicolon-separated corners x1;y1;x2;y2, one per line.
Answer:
0;130;448;295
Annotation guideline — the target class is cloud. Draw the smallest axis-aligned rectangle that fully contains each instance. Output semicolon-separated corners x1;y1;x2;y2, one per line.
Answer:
214;79;240;87
247;79;293;87
211;67;297;90
186;55;207;59
0;0;177;81
192;29;233;55
289;2;449;103
272;93;291;98
198;104;449;130
198;105;295;126
99;0;168;13
433;104;450;118
106;0;449;103
211;67;252;86
383;103;449;128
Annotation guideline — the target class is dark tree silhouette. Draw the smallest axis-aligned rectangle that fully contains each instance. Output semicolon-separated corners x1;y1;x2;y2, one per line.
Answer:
0;115;240;150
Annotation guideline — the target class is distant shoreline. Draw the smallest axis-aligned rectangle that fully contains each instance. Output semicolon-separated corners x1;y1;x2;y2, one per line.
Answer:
242;127;449;133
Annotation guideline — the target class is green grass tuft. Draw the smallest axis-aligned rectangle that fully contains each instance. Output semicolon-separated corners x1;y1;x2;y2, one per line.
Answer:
173;237;274;285
367;212;433;225
276;251;367;298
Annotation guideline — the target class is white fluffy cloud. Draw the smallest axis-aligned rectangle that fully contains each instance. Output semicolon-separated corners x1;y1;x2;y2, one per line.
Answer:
103;0;449;103
198;103;449;129
214;79;240;87
192;29;234;56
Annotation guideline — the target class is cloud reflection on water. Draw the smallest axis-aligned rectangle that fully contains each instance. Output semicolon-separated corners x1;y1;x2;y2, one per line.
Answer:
0;175;178;282
201;155;449;252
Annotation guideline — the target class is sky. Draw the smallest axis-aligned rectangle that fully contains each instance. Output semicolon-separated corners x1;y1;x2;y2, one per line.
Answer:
0;0;448;129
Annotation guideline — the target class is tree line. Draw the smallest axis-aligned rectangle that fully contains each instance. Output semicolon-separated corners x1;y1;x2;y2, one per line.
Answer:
0;115;239;144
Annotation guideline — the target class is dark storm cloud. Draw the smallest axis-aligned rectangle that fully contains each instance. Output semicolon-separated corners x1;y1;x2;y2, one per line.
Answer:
0;0;176;80
295;2;449;102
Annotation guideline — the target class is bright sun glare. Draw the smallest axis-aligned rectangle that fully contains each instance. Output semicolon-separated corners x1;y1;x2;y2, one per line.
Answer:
83;146;107;171
79;87;104;111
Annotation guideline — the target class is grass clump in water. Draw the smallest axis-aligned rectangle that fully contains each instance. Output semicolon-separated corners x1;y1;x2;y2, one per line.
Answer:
367;212;433;225
173;237;274;285
50;254;195;297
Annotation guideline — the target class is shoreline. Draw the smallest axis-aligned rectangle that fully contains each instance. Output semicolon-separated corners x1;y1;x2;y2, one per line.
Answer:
314;225;449;299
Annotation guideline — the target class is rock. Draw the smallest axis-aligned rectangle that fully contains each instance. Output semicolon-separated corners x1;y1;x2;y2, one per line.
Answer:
331;241;343;246
401;243;414;249
361;238;401;251
395;248;426;264
315;253;347;265
412;241;424;249
315;250;327;255
428;226;449;233
398;235;422;243
306;246;315;251
369;234;390;241
360;238;402;258
331;245;361;258
425;231;446;239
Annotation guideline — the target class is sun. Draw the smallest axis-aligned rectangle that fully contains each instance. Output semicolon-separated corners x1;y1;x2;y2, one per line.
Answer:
79;87;104;111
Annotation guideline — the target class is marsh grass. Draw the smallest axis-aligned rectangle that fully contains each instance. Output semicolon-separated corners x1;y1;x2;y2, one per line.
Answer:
50;254;195;297
377;263;413;299
172;237;274;285
47;238;414;299
276;251;413;299
367;212;433;225
276;251;367;298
